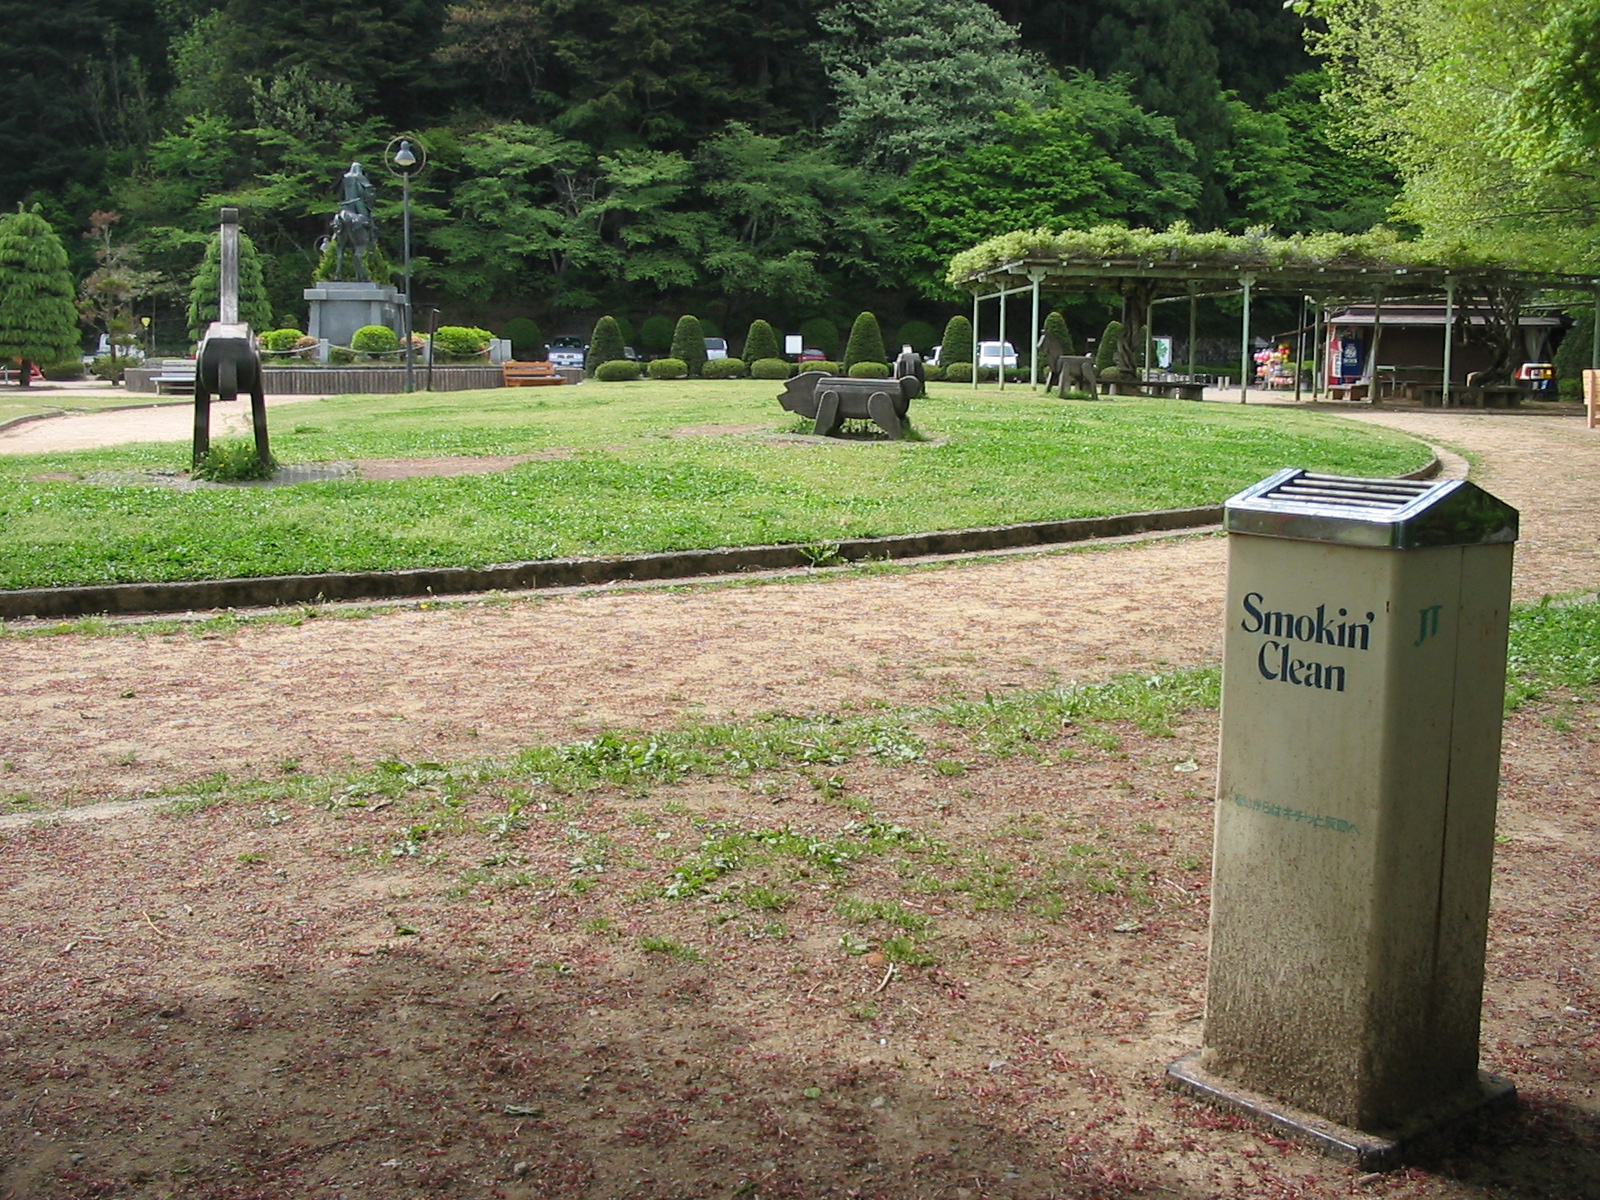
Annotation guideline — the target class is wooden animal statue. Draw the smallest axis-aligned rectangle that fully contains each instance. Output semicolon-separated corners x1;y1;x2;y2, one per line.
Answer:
778;373;916;439
1038;328;1069;389
1055;354;1098;398
892;346;925;398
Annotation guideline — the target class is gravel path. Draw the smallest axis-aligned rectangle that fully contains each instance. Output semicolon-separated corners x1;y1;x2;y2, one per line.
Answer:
2;401;1595;809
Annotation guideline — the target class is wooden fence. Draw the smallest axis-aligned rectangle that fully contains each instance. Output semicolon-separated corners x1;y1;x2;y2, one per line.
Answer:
123;364;514;395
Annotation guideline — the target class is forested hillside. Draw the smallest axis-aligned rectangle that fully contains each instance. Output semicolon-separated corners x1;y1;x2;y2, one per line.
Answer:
1;0;1395;343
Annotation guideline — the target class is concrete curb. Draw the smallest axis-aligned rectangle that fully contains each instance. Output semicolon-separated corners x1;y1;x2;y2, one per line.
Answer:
2;506;1222;621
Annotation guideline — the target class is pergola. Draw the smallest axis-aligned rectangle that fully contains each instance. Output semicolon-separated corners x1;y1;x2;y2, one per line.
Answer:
953;250;1600;404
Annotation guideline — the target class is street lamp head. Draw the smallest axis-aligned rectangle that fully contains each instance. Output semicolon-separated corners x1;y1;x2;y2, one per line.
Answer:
394;140;417;170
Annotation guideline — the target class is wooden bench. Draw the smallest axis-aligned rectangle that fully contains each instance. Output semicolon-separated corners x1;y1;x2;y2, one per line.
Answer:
1467;385;1525;409
502;361;566;387
150;361;198;394
1151;382;1205;401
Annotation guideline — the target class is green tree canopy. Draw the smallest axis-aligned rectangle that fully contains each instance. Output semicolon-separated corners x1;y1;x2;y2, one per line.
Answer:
0;205;82;380
1297;0;1599;268
818;0;1050;172
892;74;1199;296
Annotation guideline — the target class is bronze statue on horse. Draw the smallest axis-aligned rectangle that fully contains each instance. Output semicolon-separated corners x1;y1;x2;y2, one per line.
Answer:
327;162;378;281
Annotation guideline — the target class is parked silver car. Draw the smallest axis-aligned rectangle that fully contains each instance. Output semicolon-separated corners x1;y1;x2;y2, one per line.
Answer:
548;336;586;369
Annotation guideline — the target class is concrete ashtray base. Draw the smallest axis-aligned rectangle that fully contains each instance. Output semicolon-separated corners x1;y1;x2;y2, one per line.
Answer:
1165;1052;1517;1172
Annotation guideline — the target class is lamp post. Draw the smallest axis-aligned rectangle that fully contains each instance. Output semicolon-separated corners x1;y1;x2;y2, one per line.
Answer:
384;134;426;393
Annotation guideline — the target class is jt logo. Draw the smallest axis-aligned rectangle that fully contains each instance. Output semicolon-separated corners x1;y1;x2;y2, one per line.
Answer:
1415;604;1443;646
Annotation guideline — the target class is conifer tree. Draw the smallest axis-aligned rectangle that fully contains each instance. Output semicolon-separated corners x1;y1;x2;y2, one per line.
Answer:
1043;310;1074;355
187;229;273;342
843;310;886;368
0;206;80;386
1095;320;1123;371
742;318;781;362
670;313;707;376
587;315;627;374
939;314;973;364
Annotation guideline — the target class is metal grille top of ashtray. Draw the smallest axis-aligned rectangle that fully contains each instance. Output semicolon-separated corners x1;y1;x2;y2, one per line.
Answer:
1224;468;1518;548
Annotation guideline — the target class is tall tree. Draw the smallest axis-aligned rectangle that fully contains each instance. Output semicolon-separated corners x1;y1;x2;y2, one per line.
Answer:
187;227;273;340
891;74;1198;295
818;0;1050;172
0;206;82;384
1297;0;1595;267
78;210;165;379
696;123;893;314
0;0;166;210
162;0;443;126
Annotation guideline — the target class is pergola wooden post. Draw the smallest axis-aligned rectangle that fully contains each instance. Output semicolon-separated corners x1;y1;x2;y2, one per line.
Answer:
1238;276;1253;403
1443;278;1456;406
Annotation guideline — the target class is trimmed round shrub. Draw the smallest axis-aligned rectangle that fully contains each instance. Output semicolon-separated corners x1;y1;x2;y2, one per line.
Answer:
611;316;636;348
40;359;86;380
848;360;890;378
922;363;944;382
701;357;747;379
843;311;886;369
433;325;493;361
329;346;356;364
1094;320;1122;371
751;357;793;379
670;315;707;376
595;359;643;381
939;315;973;363
895;319;937;355
502;316;544;360
1043;310;1074;355
351;324;399;356
799;317;839;359
640;315;675;355
1554;311;1593;393
742;319;781;363
798;360;840;375
587;314;627;375
648;357;688;379
943;361;973;382
260;327;307;352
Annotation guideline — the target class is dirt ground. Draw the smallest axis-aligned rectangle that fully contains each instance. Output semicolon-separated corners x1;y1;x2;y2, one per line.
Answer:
1;401;1597;1199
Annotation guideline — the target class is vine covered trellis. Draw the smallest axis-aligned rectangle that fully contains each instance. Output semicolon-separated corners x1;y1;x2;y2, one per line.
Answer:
945;223;1600;399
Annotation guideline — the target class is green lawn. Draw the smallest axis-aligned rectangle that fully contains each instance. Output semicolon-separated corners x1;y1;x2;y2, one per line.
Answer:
0;380;1429;589
0;384;160;427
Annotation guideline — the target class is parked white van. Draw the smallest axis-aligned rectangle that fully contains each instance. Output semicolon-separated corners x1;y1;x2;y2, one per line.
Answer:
977;341;1018;369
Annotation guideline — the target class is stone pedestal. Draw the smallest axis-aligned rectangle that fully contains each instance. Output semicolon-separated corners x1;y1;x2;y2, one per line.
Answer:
304;281;406;354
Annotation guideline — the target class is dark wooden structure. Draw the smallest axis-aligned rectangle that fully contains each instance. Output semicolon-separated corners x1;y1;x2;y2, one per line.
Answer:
192;209;270;471
778;373;916;439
